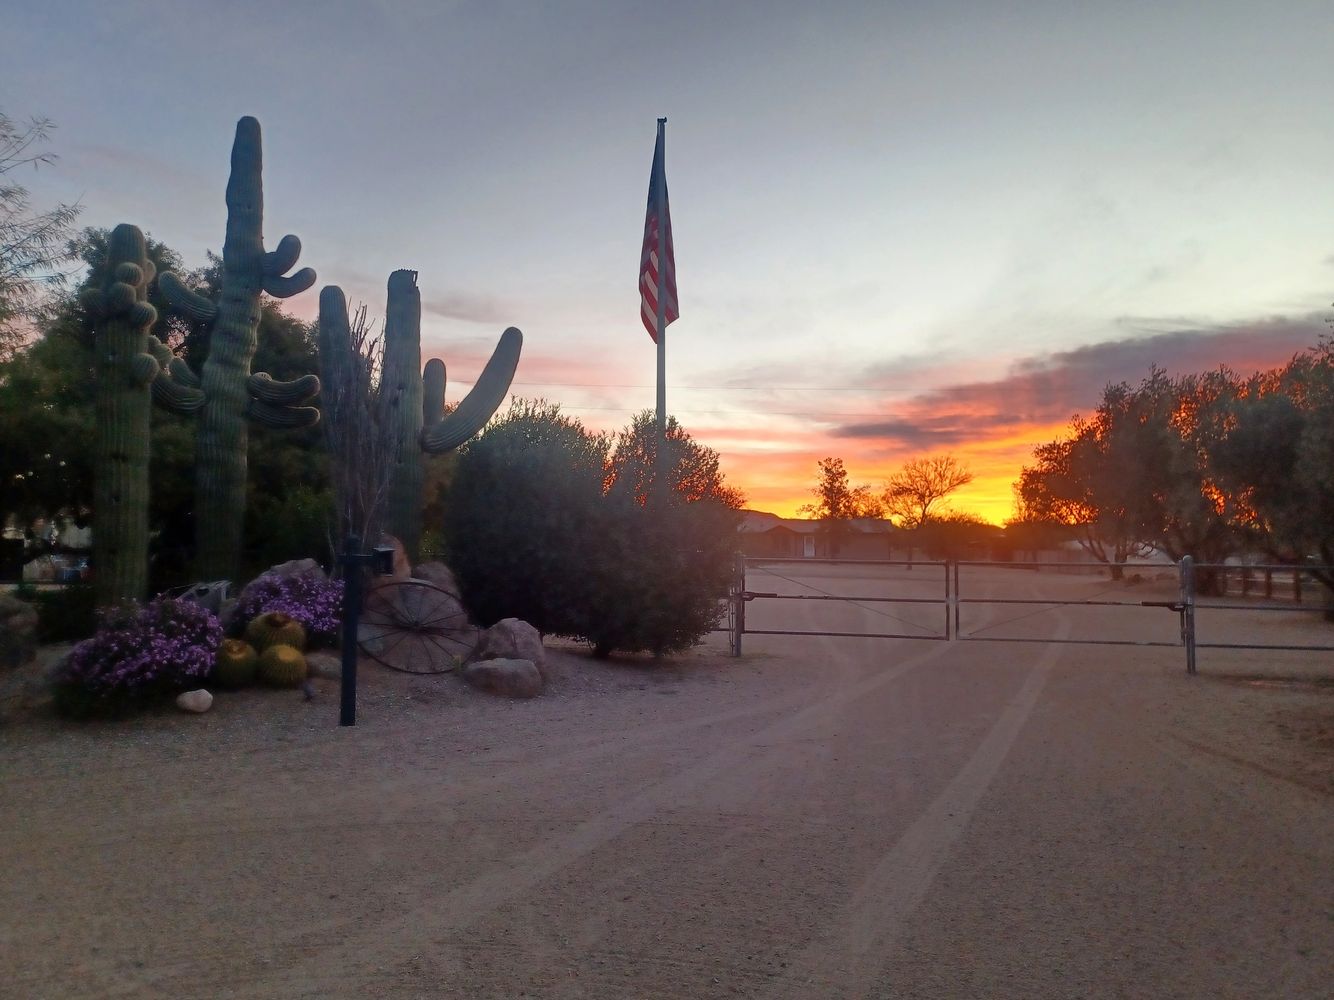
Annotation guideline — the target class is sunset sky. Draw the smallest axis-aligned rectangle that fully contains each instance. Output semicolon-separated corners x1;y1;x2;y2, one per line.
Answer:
7;1;1333;522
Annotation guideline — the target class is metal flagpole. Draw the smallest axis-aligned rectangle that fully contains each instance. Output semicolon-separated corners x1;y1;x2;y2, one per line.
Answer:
654;117;668;504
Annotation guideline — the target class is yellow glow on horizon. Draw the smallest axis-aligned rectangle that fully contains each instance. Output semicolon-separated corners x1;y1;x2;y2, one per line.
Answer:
721;419;1072;527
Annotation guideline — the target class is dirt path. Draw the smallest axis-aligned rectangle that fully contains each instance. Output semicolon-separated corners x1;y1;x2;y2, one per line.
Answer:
2;571;1331;998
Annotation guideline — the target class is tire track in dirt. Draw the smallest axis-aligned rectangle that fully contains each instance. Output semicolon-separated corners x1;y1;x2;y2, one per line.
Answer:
763;599;1073;999
94;632;959;998
0;669;828;856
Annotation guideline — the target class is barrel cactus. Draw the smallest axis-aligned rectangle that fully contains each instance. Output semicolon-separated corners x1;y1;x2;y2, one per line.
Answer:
84;224;160;608
244;611;306;652
212;639;259;688
152;116;319;582
257;644;308;688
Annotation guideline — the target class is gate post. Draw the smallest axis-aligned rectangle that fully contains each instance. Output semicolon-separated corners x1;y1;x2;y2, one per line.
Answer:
947;560;958;640
1179;555;1197;675
732;553;745;657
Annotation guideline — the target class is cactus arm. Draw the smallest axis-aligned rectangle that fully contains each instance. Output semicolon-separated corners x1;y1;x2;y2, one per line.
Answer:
422;358;446;425
169;357;202;389
264;234;303;275
146;335;207;413
153;376;208;415
158;271;218;324
250;400;320;429
247;371;320;405
147;335;172;367
420;327;523;454
262;266;317;299
130;353;161;385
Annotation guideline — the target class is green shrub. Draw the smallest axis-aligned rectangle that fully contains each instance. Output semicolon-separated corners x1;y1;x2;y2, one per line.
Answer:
444;402;742;657
580;497;737;658
445;400;608;636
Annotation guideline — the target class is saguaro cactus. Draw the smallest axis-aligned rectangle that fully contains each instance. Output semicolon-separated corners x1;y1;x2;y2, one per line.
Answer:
84;224;160;607
317;275;522;564
380;270;426;561
153;117;319;581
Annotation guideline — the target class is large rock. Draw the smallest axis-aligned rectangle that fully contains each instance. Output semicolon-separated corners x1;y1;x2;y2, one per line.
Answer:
476;618;546;679
463;658;542;699
0;593;39;669
413;561;462;600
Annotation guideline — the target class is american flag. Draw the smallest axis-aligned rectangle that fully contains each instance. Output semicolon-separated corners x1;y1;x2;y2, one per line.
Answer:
639;128;678;342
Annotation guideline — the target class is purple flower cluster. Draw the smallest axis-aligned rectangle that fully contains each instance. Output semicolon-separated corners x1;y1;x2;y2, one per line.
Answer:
59;597;224;703
233;574;343;647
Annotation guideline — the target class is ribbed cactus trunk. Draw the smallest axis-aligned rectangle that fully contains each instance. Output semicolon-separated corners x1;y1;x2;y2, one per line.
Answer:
90;225;161;608
380;270;425;563
195;118;267;580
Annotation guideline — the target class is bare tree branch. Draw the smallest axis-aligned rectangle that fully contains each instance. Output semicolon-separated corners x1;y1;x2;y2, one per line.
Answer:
882;454;974;529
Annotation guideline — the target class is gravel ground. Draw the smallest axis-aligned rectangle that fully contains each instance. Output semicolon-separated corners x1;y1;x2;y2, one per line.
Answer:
1;568;1330;998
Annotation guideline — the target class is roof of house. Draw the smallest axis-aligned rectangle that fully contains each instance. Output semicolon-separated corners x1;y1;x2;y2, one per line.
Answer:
738;510;894;535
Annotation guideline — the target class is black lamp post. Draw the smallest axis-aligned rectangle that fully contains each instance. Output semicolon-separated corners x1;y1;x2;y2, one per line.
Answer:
338;534;395;727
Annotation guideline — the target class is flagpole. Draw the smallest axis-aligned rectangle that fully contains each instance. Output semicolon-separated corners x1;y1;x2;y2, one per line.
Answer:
654;117;668;504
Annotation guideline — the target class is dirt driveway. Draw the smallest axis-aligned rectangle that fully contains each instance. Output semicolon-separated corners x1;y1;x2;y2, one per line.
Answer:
2;569;1331;998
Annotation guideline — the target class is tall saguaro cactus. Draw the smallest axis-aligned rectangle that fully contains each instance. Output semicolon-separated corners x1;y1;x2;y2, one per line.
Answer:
84;224;160;607
380;270;426;561
318;274;522;564
153;117;319;581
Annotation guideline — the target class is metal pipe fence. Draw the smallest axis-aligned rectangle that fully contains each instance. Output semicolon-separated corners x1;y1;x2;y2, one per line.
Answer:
727;555;1334;674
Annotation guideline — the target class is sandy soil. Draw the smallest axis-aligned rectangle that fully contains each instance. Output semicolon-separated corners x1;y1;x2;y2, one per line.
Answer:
1;567;1331;998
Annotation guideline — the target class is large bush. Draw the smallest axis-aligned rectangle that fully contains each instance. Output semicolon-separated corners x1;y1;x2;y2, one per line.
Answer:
52;596;223;718
444;402;742;656
580;495;739;657
445;400;608;636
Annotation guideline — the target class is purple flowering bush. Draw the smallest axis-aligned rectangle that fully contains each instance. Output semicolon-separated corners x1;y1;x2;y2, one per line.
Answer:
231;574;343;647
53;597;224;718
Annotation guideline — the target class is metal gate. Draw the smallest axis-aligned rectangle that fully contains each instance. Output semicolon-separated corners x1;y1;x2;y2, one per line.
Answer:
729;555;1334;673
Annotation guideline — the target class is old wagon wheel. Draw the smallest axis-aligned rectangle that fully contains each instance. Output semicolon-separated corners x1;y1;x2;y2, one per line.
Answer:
358;578;478;674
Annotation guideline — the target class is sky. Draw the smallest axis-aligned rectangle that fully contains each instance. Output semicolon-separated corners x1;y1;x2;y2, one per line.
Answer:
6;0;1334;521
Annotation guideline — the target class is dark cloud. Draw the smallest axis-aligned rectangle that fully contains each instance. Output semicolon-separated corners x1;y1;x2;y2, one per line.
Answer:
833;315;1326;449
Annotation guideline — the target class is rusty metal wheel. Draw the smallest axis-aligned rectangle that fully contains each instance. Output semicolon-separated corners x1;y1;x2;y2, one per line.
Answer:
357;578;478;673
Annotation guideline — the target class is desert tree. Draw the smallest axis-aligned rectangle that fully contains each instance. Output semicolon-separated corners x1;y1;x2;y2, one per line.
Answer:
799;457;884;557
1212;340;1334;599
0;111;80;356
882;454;973;529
